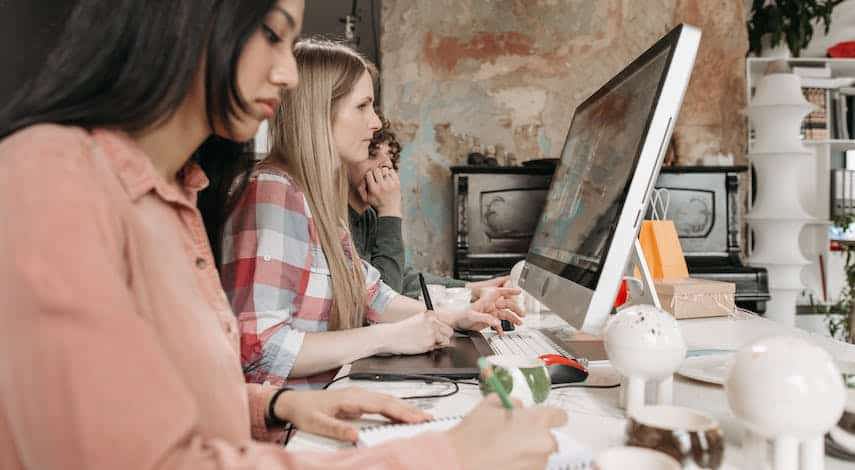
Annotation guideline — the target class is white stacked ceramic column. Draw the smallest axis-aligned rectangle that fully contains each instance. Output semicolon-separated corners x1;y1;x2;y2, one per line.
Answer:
746;73;817;325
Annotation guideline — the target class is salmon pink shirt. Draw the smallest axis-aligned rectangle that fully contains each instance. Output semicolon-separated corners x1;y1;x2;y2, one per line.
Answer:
0;125;461;470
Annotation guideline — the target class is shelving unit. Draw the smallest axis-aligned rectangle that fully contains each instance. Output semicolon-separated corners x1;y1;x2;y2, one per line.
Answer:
746;58;855;310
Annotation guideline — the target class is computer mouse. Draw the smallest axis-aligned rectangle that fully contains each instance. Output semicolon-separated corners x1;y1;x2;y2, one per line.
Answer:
539;354;589;384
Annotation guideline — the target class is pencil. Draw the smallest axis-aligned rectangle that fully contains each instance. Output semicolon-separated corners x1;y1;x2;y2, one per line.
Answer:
477;357;514;410
418;273;434;310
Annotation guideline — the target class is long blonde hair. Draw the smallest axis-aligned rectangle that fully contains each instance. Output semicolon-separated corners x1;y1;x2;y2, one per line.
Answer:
267;39;378;331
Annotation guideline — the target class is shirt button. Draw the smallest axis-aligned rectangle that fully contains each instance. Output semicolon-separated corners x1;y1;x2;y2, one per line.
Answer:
195;257;207;269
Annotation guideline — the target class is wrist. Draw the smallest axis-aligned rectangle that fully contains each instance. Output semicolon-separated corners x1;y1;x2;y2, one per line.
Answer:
376;205;402;217
374;322;399;355
433;308;458;328
267;387;293;428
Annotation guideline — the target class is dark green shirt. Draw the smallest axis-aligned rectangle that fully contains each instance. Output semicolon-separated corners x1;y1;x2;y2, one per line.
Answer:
348;206;465;298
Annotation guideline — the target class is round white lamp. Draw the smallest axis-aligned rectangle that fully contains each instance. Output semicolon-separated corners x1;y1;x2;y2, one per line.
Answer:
725;336;845;470
604;304;687;416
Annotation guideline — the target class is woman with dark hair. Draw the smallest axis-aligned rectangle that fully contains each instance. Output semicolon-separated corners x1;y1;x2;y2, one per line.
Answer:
0;1;566;469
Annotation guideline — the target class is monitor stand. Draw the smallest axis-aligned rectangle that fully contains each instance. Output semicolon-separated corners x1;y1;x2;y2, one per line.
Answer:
545;239;661;363
623;238;662;309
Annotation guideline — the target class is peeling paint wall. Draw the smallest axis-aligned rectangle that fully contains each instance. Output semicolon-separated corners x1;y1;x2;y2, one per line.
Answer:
381;0;748;276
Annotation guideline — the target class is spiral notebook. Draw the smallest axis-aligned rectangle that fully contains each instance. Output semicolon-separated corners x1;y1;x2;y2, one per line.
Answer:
357;415;593;470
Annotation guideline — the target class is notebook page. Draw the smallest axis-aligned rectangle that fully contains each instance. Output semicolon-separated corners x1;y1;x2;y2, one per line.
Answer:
357;416;593;470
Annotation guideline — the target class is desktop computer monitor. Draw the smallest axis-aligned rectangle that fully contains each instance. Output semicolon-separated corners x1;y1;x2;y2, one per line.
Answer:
520;24;701;335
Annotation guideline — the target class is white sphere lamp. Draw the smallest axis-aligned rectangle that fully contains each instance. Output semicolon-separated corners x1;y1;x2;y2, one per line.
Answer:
725;336;845;470
604;304;687;416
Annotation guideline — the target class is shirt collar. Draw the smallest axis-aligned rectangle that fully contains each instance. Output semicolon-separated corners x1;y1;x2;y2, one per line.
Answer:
91;128;209;205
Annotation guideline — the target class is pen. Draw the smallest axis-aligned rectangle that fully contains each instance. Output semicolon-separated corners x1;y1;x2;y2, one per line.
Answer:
418;273;434;310
477;357;514;410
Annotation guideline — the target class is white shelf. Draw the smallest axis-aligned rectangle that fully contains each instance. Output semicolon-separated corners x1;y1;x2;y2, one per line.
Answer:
748;58;855;79
802;139;855;152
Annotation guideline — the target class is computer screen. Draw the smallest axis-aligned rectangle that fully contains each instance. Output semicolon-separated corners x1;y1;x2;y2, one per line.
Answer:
527;46;672;289
520;24;700;333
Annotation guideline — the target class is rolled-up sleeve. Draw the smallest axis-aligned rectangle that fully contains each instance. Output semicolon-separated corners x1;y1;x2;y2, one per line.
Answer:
363;259;398;322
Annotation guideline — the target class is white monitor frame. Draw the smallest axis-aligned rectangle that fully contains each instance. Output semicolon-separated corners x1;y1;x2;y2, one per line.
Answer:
520;24;701;335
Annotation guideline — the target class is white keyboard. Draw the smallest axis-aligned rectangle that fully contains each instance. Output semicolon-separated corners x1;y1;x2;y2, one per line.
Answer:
484;329;570;358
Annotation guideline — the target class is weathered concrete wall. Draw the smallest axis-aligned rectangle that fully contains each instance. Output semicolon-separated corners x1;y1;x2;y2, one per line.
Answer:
381;0;748;276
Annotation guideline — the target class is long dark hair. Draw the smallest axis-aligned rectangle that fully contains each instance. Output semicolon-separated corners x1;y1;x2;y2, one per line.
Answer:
195;136;256;267
0;0;277;139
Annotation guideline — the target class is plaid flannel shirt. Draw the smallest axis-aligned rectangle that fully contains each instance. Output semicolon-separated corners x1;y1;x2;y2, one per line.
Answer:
220;165;396;387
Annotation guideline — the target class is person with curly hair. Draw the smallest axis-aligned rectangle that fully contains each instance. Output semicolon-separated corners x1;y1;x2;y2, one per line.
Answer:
346;115;511;299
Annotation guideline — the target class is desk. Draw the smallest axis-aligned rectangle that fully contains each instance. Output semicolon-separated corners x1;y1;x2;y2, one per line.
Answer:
288;312;855;469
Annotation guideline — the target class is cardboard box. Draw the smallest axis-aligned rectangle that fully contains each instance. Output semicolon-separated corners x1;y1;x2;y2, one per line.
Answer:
654;278;735;319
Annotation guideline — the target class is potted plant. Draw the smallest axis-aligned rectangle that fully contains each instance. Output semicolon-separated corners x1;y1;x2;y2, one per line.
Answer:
824;213;855;343
747;0;845;58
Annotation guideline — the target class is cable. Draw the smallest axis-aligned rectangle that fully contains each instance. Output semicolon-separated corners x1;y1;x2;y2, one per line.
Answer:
369;0;380;69
322;373;461;400
454;380;480;386
550;383;621;390
321;374;352;390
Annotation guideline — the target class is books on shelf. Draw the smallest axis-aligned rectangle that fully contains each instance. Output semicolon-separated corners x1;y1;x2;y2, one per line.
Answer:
834;89;849;140
746;59;855;143
802;87;831;140
840;88;855;141
799;85;855;141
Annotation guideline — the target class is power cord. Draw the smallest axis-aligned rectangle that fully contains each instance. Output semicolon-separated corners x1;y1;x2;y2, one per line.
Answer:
551;383;621;390
322;373;461;400
323;373;620;397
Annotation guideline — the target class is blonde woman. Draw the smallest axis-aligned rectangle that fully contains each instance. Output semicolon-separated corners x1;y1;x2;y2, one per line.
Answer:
216;39;523;386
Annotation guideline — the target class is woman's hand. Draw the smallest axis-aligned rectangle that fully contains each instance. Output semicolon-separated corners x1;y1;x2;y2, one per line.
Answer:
447;395;567;470
435;287;525;333
378;311;454;355
273;387;432;442
465;275;512;299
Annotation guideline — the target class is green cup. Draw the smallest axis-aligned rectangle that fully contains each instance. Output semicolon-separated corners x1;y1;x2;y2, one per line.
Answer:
478;355;551;406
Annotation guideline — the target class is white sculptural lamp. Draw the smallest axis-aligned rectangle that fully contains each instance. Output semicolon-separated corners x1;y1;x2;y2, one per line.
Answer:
746;73;817;325
603;304;687;416
725;336;845;470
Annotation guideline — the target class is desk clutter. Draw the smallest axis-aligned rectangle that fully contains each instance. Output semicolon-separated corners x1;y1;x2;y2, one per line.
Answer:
294;309;855;469
636;189;738;320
